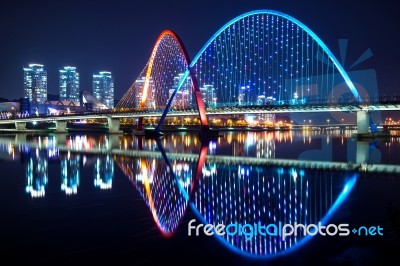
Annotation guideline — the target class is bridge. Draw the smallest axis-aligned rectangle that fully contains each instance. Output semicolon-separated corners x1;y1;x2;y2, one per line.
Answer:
3;9;398;258
2;10;399;136
1;102;399;134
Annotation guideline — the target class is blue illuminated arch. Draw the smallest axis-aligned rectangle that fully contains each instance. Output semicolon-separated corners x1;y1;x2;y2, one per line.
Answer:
157;10;361;132
191;9;360;101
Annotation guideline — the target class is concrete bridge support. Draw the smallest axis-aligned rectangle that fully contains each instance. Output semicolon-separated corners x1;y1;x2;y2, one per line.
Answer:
107;117;122;134
357;111;370;134
15;122;26;131
356;141;369;164
55;121;68;133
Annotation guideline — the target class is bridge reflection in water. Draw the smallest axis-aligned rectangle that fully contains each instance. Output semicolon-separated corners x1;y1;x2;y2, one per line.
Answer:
0;133;370;258
11;133;360;258
191;162;357;257
116;140;357;258
117;153;193;237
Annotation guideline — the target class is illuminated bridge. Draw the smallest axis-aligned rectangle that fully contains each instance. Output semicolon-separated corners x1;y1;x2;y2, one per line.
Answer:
1;103;400;132
2;10;399;135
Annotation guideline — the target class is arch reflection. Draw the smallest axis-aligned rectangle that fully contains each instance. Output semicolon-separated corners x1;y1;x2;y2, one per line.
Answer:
189;161;357;258
115;139;357;258
116;151;194;237
0;133;360;258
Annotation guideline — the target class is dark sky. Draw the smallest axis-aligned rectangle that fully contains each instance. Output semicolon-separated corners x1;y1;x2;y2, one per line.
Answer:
0;0;399;101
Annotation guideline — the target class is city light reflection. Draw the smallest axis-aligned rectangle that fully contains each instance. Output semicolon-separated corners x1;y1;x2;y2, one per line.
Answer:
0;132;390;258
61;155;80;195
94;155;114;190
25;152;48;198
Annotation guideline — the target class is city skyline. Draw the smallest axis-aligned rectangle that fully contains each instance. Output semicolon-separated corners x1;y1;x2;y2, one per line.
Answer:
0;0;399;102
21;63;114;106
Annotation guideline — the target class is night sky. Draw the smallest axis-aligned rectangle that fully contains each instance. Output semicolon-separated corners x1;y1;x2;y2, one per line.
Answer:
0;0;399;101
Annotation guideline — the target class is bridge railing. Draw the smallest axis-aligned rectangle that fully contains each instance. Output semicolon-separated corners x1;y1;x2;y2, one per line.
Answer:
1;97;400;122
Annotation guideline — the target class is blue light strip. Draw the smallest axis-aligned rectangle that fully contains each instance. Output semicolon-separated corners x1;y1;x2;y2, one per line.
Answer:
156;69;190;132
189;10;361;102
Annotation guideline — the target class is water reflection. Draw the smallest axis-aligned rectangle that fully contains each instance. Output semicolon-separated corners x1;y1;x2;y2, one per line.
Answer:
117;152;193;237
0;135;117;197
190;160;357;257
94;155;113;189
116;139;359;257
61;154;80;195
0;132;398;258
25;149;48;198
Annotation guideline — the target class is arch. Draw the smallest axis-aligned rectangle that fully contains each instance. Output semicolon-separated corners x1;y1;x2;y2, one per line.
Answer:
141;30;190;108
117;30;191;109
116;30;207;132
191;10;359;100
158;10;361;131
148;31;208;132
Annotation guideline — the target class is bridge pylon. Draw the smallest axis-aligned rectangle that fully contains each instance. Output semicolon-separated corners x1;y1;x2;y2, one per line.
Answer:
107;117;122;134
15;122;26;131
353;110;390;140
55;121;68;133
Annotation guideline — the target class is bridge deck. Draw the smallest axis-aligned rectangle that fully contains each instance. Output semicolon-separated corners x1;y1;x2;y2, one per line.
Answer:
1;103;400;125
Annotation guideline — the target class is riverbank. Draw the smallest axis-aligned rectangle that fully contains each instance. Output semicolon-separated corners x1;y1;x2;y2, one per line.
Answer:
0;123;292;134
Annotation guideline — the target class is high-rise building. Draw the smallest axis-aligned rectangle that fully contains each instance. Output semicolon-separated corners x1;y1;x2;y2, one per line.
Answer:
200;84;217;107
169;73;192;110
59;66;80;101
23;64;47;104
92;71;114;108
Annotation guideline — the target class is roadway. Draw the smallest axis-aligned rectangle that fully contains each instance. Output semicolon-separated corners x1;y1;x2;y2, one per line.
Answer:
1;103;400;125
